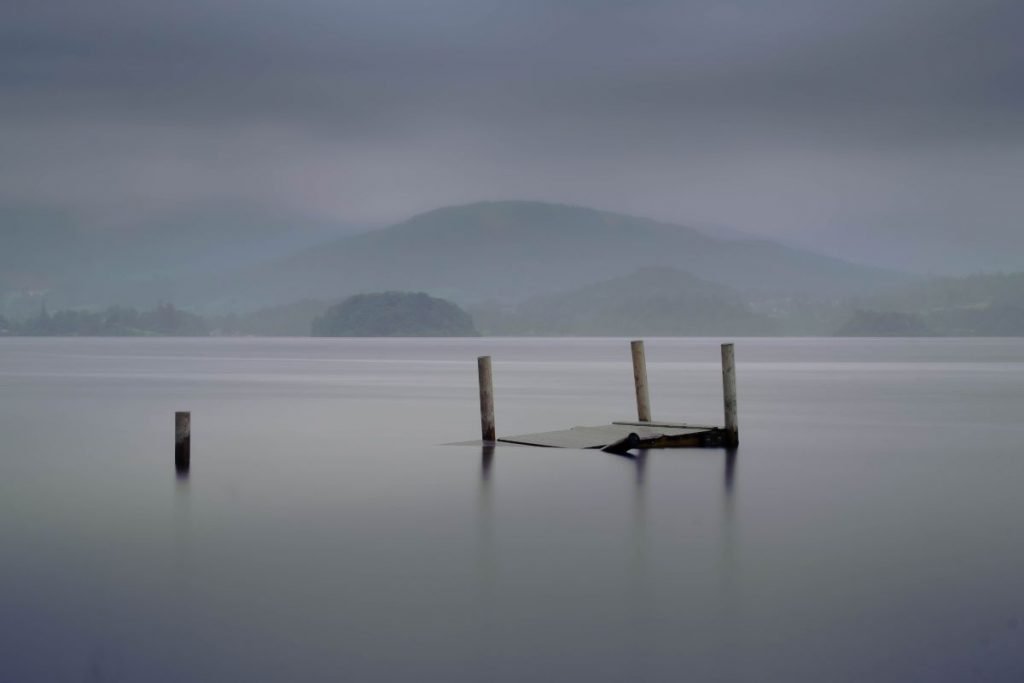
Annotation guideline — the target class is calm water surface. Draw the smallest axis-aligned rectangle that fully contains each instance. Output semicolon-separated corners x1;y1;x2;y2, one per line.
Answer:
1;337;1023;681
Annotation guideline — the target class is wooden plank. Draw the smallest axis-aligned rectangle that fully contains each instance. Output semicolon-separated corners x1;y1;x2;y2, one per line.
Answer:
612;420;721;430
498;426;624;449
644;430;726;448
498;424;710;450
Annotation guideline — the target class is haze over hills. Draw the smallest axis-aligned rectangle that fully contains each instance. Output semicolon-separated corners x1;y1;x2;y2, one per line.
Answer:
471;267;775;336
214;201;904;311
845;272;1024;336
0;201;363;314
5;196;1024;336
23;198;1024;338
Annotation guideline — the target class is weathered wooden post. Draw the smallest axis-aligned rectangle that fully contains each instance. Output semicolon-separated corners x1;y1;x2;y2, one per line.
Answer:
478;356;496;442
721;343;738;447
175;411;191;472
630;340;652;422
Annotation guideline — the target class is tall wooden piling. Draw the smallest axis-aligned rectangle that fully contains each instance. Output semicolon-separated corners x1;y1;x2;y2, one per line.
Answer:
631;340;652;422
175;411;191;472
721;343;738;447
478;356;496;442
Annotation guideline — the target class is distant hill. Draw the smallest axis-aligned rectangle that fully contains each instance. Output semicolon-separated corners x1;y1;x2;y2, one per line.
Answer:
212;299;330;336
312;292;478;337
853;272;1024;336
865;272;1024;312
834;310;934;337
473;267;775;336
1;199;909;319
224;201;903;309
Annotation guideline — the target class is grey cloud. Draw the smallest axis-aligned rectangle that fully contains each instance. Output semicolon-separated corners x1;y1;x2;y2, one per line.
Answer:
1;0;1022;271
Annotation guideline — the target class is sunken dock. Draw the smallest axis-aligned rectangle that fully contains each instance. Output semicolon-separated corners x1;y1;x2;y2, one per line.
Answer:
476;340;738;453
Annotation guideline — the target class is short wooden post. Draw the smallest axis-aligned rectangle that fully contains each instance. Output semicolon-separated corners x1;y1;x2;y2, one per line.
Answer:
721;343;738;447
630;340;652;422
175;411;191;472
478;356;496;442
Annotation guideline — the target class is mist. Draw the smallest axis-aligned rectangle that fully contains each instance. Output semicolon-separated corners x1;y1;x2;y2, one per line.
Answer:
4;1;1023;262
6;6;1024;678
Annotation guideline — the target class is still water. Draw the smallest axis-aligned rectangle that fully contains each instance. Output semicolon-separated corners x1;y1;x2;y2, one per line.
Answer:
1;337;1023;681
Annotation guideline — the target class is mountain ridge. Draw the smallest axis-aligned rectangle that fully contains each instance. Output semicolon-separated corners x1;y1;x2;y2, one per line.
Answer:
219;200;904;310
1;199;910;316
471;266;776;336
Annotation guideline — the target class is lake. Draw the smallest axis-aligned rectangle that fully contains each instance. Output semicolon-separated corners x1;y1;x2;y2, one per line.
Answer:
1;337;1023;681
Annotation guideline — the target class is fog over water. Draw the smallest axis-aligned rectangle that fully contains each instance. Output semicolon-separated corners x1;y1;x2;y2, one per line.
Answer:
2;337;1023;681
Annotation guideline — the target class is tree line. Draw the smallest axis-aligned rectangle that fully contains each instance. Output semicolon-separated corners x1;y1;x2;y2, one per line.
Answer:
0;303;209;336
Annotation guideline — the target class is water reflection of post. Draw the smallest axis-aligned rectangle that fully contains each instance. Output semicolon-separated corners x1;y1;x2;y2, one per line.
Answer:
174;463;192;533
632;451;649;571
479;443;496;588
724;447;737;496
475;445;497;649
633;449;647;488
707;445;741;683
477;446;496;560
626;450;651;655
173;456;193;602
719;447;738;622
610;449;647;536
481;444;495;483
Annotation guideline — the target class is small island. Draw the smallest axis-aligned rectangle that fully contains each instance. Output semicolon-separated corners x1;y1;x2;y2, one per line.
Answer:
311;291;479;337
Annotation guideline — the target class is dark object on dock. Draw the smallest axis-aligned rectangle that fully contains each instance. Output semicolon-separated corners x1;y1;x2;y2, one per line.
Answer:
175;411;191;473
500;422;730;450
601;432;640;454
475;341;739;450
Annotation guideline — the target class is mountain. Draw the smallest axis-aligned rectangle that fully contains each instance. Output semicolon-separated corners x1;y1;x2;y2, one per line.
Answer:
222;201;904;309
2;199;909;317
472;267;776;336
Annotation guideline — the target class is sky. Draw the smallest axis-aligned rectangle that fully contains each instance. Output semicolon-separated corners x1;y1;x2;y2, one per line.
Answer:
2;0;1022;272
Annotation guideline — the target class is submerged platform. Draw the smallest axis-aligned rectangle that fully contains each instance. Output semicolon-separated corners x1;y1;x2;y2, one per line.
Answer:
470;340;739;452
498;421;730;451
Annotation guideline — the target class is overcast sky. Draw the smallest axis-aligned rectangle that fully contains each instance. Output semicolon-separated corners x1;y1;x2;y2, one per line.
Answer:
2;0;1022;271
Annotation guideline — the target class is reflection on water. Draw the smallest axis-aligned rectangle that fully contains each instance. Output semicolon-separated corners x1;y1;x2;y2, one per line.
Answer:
480;444;495;482
2;337;1024;682
724;448;737;495
476;445;497;615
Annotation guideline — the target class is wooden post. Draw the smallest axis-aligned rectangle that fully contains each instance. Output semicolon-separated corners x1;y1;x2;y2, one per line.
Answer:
478;356;496;442
630;340;652;422
721;343;738;447
175;411;191;472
